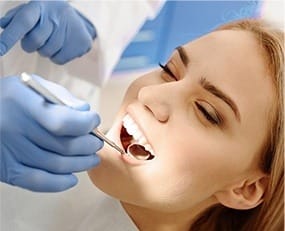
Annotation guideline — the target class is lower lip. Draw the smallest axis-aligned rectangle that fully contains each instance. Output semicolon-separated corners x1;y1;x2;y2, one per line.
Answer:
120;152;149;165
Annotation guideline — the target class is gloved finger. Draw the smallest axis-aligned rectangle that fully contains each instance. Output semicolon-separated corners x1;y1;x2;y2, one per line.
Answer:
25;120;103;155
21;17;53;53
75;10;97;39
38;20;66;58
11;164;78;192
39;134;104;156
39;105;100;136
11;75;98;136
16;136;101;174
32;74;90;111
0;5;24;28
51;18;93;64
51;33;92;64
30;75;100;136
35;104;101;136
0;3;41;56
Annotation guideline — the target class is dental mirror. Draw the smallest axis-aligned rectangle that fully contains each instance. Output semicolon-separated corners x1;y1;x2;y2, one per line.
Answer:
127;144;154;160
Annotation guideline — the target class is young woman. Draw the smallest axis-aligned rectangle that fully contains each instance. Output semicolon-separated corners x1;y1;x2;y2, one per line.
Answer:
88;19;284;231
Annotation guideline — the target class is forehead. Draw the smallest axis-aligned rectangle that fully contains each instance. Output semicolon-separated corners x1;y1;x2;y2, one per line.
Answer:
183;30;266;72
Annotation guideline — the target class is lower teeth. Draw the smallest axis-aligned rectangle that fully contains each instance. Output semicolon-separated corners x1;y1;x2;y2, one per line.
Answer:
127;144;151;160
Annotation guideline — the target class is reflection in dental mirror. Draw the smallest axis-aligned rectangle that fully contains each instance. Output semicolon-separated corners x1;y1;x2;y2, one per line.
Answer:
127;144;155;160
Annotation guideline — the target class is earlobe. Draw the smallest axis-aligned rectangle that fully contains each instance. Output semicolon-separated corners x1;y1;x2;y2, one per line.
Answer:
214;175;269;210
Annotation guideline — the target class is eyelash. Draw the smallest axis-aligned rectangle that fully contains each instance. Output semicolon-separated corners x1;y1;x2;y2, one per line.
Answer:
195;102;221;125
159;62;178;81
159;63;221;126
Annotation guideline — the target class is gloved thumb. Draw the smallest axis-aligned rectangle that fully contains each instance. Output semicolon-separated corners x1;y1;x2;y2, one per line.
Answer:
32;75;90;111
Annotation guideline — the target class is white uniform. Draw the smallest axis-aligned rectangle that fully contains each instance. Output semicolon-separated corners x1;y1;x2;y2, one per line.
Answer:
0;0;165;109
1;173;138;231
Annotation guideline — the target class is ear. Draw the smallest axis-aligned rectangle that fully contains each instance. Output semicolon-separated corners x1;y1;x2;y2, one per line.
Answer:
214;174;269;210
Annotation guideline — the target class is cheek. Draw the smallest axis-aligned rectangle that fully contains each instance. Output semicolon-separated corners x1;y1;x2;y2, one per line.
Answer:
159;131;245;194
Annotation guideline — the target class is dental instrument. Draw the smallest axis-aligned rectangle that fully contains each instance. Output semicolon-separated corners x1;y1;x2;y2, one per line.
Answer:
20;72;126;155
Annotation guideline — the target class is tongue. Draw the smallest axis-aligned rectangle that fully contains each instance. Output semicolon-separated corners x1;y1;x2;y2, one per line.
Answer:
127;144;152;160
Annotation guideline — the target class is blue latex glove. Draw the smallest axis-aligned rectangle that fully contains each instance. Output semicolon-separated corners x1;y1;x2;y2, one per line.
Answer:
0;75;103;192
0;0;96;64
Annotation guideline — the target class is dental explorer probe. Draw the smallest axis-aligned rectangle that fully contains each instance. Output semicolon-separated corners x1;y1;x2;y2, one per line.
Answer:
20;72;126;155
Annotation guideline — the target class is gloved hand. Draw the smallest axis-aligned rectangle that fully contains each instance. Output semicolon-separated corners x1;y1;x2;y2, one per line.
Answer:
0;75;103;192
0;0;96;64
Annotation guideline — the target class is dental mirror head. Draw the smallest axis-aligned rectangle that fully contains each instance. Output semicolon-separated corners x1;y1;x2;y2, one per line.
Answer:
126;143;155;160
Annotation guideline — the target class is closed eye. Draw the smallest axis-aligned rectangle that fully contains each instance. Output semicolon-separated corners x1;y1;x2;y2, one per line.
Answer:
195;101;221;125
159;63;178;81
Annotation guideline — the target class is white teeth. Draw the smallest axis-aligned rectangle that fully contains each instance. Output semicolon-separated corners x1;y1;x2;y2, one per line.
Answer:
143;144;154;156
122;114;155;156
144;144;152;152
138;137;147;145
132;130;141;140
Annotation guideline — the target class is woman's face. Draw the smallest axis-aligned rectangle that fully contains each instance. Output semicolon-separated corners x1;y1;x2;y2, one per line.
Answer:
89;30;274;212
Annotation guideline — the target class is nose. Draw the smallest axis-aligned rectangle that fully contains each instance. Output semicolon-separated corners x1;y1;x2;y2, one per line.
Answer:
137;85;170;123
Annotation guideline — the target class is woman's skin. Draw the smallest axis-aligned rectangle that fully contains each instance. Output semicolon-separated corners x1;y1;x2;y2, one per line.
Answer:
88;29;275;230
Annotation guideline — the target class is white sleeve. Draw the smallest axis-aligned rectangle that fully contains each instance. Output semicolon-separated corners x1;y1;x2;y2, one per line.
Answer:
67;0;165;86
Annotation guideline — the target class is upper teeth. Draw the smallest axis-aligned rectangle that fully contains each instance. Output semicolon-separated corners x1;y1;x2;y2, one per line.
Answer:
122;114;154;155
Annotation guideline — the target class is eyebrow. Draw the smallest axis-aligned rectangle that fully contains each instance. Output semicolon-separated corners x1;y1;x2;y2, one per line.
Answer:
176;46;190;66
200;78;241;122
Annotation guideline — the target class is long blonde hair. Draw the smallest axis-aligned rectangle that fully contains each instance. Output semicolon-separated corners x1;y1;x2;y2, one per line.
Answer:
190;19;284;231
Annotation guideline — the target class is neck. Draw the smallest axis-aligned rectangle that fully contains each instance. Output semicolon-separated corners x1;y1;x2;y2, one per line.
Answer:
120;197;217;231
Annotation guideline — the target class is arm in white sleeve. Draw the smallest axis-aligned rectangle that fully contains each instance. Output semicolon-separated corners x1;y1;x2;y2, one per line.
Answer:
68;0;166;87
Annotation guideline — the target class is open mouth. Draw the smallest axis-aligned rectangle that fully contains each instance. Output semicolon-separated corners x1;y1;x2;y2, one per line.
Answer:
120;114;155;161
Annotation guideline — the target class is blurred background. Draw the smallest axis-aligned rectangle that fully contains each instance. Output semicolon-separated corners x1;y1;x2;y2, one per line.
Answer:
99;0;284;131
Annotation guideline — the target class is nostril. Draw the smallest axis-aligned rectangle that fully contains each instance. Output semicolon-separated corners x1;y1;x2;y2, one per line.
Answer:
158;106;170;122
144;104;169;123
138;86;170;123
